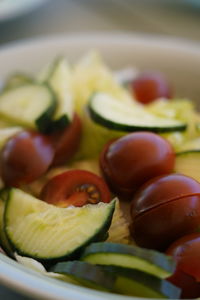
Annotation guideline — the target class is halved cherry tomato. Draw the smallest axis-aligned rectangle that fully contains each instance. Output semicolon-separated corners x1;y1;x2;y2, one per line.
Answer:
1;130;54;187
166;233;200;298
40;169;111;207
130;71;172;104
130;174;200;251
100;132;175;199
50;113;82;166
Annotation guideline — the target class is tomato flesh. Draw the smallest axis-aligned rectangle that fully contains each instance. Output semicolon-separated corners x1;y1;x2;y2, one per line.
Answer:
130;71;171;104
100;132;175;199
40;169;111;207
50;113;82;166
166;233;200;298
1;130;54;187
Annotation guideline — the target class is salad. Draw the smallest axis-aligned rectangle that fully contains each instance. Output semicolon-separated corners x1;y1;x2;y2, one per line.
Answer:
0;51;200;299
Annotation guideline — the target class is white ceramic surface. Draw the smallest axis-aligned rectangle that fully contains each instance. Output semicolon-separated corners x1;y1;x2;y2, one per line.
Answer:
0;33;200;300
0;0;49;21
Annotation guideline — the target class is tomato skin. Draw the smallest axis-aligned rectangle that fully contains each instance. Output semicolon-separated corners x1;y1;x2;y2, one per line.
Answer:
100;132;175;199
130;174;200;251
166;233;200;298
131;173;200;218
40;169;111;207
1;130;54;187
50;113;82;166
131;194;200;251
130;71;171;104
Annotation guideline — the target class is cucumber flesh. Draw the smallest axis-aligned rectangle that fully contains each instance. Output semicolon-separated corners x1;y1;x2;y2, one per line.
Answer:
0;189;13;255
51;261;115;291
81;242;175;279
4;189;115;262
175;151;200;182
105;266;181;299
177;137;200;152
3;73;33;91
88;93;187;133
48;57;74;130
0;84;56;133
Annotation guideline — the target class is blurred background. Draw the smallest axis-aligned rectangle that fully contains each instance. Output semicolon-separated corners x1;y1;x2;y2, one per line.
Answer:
0;0;200;45
0;0;200;299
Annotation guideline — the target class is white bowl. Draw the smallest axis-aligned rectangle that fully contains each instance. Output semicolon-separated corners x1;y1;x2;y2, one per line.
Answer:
0;33;200;300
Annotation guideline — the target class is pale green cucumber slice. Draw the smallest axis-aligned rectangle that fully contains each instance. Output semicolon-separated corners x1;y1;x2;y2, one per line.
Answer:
0;83;56;133
175;151;200;182
103;266;181;299
81;242;175;279
51;261;115;291
88;93;187;133
177;137;200;152
0;189;13;255
4;189;115;261
48;57;74;130
3;73;33;91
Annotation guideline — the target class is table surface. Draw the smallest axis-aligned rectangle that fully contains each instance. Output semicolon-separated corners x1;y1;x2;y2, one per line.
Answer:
0;0;200;299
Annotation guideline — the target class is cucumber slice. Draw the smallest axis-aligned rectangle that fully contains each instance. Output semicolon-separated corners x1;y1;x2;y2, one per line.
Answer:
107;200;130;244
51;261;115;291
0;83;56;133
175;151;200;182
3;73;33;91
4;189;115;262
88;93;187;133
104;265;181;299
177;137;200;152
0;189;13;255
47;57;74;130
81;242;175;279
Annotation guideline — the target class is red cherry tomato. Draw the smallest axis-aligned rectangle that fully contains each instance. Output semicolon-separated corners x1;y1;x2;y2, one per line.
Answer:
1;130;54;187
100;132;175;199
130;174;200;251
131;173;200;218
50;113;82;166
166;233;200;298
40;169;111;207
130;71;171;104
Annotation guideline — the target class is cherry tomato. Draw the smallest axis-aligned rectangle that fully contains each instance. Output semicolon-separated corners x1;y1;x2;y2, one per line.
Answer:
1;130;54;187
100;132;175;199
130;71;171;104
131;173;200;218
50;113;82;166
40;169;111;207
166;233;200;298
130;174;200;251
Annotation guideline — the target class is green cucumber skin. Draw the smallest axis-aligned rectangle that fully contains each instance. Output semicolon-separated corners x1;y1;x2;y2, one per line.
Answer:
101;265;181;299
47;115;70;133
51;261;115;291
88;103;187;134
4;192;116;267
35;83;57;133
81;242;176;275
176;150;200;155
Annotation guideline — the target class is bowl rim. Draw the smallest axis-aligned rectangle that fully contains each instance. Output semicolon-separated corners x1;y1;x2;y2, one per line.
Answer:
0;32;200;300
